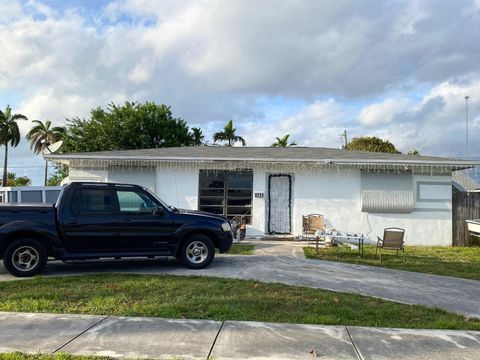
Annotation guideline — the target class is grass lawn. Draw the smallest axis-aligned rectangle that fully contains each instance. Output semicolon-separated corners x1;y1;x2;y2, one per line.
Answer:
224;243;255;255
304;245;480;281
0;274;479;330
0;353;109;360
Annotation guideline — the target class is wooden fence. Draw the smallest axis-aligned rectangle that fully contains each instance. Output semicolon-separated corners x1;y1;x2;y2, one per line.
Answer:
452;190;480;246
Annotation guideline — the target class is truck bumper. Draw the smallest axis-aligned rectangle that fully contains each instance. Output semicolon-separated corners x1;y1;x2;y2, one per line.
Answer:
218;231;234;253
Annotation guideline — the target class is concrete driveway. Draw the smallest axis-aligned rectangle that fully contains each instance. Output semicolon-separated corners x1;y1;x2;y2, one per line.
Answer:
1;241;480;318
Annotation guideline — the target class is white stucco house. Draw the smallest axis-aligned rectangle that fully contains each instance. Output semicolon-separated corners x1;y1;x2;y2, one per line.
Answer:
45;146;476;246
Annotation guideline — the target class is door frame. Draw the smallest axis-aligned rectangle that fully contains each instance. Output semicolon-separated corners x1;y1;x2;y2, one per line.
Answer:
267;174;292;234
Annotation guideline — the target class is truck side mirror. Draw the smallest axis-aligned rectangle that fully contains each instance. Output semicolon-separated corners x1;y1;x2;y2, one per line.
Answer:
153;207;166;216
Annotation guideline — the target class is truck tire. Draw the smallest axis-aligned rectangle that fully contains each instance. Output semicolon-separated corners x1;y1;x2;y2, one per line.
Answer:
3;238;47;277
179;234;215;269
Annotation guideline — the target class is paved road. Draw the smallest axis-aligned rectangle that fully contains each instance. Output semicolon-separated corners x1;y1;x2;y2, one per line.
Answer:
1;311;480;360
1;241;480;318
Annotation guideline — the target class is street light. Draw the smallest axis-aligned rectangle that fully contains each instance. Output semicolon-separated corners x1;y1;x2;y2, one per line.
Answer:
465;96;470;158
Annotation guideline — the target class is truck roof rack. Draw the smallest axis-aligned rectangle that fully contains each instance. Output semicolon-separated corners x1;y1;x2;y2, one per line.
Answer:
69;182;142;188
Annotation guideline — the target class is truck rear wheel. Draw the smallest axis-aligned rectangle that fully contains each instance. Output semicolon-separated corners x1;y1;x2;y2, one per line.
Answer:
179;234;215;269
3;239;47;277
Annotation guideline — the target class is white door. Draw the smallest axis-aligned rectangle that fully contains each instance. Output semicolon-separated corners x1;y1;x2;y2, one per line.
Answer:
268;174;292;234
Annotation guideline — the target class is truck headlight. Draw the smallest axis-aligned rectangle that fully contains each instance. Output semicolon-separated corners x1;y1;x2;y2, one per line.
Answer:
221;222;232;232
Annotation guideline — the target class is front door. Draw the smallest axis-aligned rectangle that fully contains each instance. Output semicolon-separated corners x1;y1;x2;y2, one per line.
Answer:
268;174;292;234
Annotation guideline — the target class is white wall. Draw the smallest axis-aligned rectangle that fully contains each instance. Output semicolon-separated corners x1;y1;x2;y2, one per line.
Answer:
67;163;453;245
108;167;156;192
289;169;452;246
250;168;267;236
68;168;108;182
292;168;361;237
155;166;199;209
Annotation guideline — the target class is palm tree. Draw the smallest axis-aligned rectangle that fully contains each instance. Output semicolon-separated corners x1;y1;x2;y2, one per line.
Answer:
7;172;31;187
213;120;246;146
190;127;205;146
271;134;297;147
0;106;28;186
26;120;65;185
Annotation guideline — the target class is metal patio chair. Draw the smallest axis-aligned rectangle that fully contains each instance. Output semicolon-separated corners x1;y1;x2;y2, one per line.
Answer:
376;227;405;262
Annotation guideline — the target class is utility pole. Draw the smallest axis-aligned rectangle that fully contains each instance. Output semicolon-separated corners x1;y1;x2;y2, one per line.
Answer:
340;129;348;148
465;96;470;158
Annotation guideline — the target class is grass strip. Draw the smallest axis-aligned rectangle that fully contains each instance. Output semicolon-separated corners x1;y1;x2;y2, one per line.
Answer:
0;353;110;360
0;274;479;330
224;243;255;255
303;245;480;281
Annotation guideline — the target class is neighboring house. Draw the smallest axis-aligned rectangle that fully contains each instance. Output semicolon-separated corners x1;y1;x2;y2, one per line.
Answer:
452;169;480;192
45;147;476;246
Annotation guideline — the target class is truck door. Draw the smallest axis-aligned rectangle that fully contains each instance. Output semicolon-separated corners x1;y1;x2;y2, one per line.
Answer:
61;187;121;252
114;189;174;252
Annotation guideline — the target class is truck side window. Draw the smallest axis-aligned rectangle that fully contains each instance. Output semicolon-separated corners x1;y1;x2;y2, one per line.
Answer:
117;190;158;215
71;189;114;215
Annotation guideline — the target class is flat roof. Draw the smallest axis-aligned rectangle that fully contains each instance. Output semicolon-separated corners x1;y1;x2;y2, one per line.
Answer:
45;146;477;168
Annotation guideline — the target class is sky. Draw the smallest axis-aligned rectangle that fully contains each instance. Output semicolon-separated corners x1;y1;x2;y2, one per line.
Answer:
1;0;480;185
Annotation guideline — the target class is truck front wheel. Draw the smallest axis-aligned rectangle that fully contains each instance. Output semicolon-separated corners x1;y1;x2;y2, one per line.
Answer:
3;239;47;277
179;234;215;269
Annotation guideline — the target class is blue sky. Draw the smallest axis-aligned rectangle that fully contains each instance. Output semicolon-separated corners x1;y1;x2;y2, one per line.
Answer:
1;0;480;184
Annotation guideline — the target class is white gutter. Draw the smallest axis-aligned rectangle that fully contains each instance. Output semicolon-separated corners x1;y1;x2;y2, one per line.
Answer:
44;154;477;167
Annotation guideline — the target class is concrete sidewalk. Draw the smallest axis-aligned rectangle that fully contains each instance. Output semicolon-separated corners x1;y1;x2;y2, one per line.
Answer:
1;312;480;359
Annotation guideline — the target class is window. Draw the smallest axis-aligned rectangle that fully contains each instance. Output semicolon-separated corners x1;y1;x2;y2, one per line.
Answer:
360;171;414;213
117;190;158;214
199;170;253;223
71;189;114;215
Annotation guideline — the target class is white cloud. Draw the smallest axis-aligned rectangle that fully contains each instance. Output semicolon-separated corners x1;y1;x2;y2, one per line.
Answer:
0;0;480;184
358;98;411;126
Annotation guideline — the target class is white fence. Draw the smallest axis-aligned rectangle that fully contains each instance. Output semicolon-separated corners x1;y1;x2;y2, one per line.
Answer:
0;186;63;204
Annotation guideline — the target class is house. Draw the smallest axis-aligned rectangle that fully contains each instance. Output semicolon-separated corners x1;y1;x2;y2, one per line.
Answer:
45;146;476;246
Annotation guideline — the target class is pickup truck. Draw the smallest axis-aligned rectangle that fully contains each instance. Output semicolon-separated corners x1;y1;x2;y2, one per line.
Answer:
0;182;233;277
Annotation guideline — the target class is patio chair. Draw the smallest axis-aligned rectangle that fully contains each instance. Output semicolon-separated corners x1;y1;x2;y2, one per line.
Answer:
376;227;405;262
302;214;325;243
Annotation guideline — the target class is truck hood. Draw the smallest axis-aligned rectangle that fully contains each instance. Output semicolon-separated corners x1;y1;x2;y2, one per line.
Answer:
176;208;228;222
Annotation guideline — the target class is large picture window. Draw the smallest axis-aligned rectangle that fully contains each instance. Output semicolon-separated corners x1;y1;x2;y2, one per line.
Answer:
198;170;253;224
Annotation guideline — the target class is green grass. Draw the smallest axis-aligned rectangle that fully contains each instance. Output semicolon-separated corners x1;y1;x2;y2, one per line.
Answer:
224;243;255;255
0;353;109;360
0;274;479;330
304;245;480;280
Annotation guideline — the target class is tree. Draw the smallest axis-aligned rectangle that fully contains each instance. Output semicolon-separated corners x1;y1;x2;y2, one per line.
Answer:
0;106;28;186
346;136;400;154
62;102;193;154
271;134;297;147
26;120;65;186
47;172;64;186
190;127;205;146
408;149;420;156
213;120;246;146
7;172;31;187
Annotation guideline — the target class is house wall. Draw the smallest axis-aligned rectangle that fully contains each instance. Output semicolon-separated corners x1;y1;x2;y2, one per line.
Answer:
108;168;156;192
69;168;108;182
66;163;453;246
156;166;199;210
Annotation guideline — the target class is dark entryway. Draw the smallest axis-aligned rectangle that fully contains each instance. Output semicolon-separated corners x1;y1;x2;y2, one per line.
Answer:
268;174;292;234
198;169;253;224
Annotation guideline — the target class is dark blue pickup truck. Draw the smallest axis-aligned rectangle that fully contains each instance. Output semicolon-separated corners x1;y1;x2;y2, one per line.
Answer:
0;182;233;277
